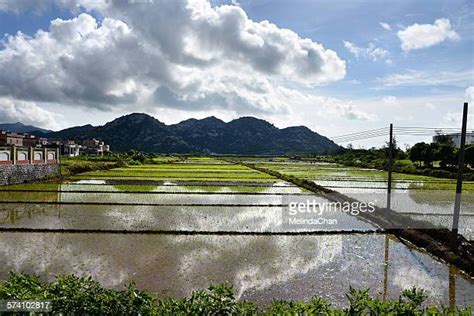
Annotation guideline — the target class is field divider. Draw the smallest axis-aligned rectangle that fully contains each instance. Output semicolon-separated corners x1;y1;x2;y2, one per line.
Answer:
315;186;466;191
0;189;313;196
63;182;299;187
302;178;468;184
397;212;474;217
0;201;289;207
108;170;259;173
0;227;384;235
72;175;275;179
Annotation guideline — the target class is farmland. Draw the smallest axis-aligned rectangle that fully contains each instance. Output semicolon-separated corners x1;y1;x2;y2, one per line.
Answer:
240;158;474;240
0;156;473;308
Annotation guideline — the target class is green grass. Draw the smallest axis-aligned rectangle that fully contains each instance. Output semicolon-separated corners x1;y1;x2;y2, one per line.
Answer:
60;157;125;176
1;183;63;191
0;191;60;202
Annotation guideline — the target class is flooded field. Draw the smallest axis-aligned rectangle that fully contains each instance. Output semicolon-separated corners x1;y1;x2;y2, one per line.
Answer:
0;232;472;308
250;160;474;240
0;157;472;307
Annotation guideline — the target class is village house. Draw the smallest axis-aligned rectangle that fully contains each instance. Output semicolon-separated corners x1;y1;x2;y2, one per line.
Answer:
61;140;82;157
0;130;110;158
0;130;59;165
0;130;24;146
82;138;110;155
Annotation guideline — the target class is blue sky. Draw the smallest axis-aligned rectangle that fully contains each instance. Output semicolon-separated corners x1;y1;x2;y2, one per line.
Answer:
0;0;472;147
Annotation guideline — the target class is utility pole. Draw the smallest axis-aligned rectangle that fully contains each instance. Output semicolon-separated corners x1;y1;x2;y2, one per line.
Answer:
387;123;393;210
452;102;469;235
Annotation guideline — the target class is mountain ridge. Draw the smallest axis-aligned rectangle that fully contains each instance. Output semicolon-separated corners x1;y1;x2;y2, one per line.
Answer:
0;122;52;134
33;113;340;155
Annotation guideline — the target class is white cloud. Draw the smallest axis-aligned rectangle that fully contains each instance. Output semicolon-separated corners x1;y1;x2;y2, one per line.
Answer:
0;0;346;120
0;97;63;130
444;111;474;128
343;41;390;63
466;86;474;101
382;96;398;105
397;18;459;51
0;0;107;13
380;22;391;30
378;70;472;87
274;88;377;122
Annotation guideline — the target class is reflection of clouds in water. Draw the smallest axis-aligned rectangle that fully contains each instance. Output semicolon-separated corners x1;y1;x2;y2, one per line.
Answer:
0;234;128;287
89;205;284;232
0;233;472;307
177;235;342;298
392;266;446;298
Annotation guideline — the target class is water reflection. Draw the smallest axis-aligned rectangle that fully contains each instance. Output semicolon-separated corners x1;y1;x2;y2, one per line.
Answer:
0;233;471;308
0;202;375;232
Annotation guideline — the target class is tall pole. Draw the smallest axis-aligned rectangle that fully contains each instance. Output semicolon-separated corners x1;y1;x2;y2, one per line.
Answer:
383;235;389;302
452;102;468;235
387;123;393;210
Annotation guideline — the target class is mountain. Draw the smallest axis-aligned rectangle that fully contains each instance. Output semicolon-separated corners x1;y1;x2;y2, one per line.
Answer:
37;113;340;155
0;122;52;134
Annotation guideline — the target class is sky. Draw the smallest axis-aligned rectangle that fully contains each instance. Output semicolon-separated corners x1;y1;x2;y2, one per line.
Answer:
0;0;473;147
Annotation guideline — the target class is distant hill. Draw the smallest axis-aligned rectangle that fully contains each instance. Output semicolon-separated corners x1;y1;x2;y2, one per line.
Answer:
36;113;340;155
0;122;52;134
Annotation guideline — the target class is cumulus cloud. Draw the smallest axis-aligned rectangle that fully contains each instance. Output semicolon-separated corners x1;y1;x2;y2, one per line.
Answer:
0;97;63;129
379;22;391;30
343;41;391;63
0;0;346;117
397;18;459;51
0;0;106;13
0;14;166;108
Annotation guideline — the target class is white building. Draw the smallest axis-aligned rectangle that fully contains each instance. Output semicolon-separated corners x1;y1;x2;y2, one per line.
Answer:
62;141;82;157
433;132;474;147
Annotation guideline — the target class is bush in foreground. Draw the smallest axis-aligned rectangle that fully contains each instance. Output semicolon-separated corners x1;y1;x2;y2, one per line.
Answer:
0;273;471;315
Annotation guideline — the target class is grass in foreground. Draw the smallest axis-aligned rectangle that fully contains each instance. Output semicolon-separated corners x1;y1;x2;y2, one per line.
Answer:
0;273;470;315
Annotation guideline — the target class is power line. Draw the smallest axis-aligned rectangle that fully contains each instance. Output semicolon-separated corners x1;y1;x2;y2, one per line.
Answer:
331;127;388;139
331;125;474;144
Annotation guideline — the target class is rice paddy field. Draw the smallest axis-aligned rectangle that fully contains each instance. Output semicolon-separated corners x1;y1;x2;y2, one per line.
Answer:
0;156;473;307
246;159;474;241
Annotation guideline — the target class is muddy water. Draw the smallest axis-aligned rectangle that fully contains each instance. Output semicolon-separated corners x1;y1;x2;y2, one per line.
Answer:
0;232;471;308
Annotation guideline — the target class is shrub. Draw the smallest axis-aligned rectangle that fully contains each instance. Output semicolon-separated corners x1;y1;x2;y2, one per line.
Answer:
0;273;471;315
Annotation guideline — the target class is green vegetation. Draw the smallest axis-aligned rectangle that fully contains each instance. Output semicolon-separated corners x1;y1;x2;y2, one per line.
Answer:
60;156;127;176
0;273;470;315
317;143;474;181
255;162;474;188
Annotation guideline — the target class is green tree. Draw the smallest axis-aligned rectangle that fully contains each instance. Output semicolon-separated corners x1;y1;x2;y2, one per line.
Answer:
423;143;440;167
409;142;428;166
434;133;455;146
437;144;457;168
